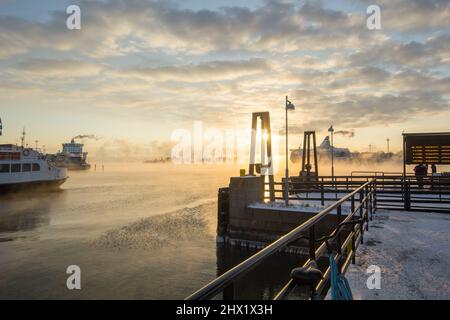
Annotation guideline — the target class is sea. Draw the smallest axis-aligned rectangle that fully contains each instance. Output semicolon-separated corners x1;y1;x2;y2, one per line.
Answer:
0;163;302;299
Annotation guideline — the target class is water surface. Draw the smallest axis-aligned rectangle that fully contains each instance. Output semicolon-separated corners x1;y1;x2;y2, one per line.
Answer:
0;163;302;299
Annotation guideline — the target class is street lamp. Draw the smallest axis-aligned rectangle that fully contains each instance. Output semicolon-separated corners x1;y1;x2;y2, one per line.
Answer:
285;96;296;206
328;125;334;180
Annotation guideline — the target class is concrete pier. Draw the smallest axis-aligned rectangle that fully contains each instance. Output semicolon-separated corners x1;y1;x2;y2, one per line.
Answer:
219;176;345;252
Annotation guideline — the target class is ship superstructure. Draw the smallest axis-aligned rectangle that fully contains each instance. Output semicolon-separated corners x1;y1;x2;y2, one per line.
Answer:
291;136;352;163
52;137;91;170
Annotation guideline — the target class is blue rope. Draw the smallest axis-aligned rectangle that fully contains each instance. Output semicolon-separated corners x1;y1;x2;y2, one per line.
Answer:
329;254;353;300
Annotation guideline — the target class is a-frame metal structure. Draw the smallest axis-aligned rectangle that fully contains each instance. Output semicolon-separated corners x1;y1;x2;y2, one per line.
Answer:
300;131;319;178
249;112;275;201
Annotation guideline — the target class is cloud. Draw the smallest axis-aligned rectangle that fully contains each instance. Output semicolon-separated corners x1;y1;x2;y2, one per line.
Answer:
335;130;355;138
0;0;385;59
350;34;450;69
292;91;450;132
120;58;271;82
0;0;448;143
12;59;106;78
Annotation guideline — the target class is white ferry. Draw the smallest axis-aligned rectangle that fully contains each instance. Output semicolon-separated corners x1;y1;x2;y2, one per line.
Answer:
0;144;68;192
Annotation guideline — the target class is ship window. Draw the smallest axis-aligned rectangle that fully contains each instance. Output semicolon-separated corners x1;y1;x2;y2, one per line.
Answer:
32;163;41;171
11;164;21;172
0;164;10;173
22;163;31;172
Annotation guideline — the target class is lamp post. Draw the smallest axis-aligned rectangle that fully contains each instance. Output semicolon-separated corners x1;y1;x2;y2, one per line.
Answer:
328;125;334;180
285;96;296;206
328;125;336;198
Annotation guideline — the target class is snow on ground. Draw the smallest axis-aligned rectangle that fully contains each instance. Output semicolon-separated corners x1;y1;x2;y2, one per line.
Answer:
250;200;328;213
255;192;354;214
346;209;450;300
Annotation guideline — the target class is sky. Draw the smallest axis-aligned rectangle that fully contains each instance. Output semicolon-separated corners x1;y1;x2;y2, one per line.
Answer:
0;0;449;158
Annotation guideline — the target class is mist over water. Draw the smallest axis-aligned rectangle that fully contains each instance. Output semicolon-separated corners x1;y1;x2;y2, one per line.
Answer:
0;164;215;298
0;163;300;299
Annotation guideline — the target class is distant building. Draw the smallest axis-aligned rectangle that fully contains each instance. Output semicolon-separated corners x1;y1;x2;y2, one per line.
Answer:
290;136;351;163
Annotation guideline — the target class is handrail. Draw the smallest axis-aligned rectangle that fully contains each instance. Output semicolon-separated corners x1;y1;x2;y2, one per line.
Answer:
350;171;404;177
186;180;374;300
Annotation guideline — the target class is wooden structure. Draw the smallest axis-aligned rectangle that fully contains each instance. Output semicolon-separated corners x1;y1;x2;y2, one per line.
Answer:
403;132;450;176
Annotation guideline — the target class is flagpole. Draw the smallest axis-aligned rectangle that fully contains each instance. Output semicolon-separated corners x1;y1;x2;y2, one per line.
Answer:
285;96;289;206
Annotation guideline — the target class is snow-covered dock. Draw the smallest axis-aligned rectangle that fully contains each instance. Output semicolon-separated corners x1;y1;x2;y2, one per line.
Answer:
346;209;450;300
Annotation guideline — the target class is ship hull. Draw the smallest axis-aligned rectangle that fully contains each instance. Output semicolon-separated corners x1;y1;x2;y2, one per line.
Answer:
53;162;91;171
67;163;91;171
51;157;91;171
0;178;67;193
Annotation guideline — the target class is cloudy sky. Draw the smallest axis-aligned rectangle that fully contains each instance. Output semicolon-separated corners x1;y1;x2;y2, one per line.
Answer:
0;0;449;157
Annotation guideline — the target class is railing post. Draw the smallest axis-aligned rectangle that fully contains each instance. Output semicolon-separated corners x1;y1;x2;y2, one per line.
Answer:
373;180;377;212
359;190;364;244
369;182;373;220
351;225;356;265
365;187;369;231
404;179;411;211
269;175;275;202
351;194;355;213
336;205;342;254
309;226;316;261
321;182;324;206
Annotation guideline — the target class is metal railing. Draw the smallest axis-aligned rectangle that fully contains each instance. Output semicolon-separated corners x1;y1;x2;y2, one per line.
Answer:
186;179;376;300
350;171;404;177
266;175;450;213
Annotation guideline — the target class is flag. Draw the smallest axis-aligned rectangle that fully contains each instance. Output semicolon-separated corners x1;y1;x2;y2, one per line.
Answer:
286;100;295;110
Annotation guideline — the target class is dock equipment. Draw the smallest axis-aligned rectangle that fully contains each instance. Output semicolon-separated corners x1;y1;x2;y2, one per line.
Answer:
300;131;319;178
290;131;319;193
248;112;275;202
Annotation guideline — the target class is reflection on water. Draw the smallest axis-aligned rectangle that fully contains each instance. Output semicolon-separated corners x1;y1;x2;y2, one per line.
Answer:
0;191;62;238
0;163;307;299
